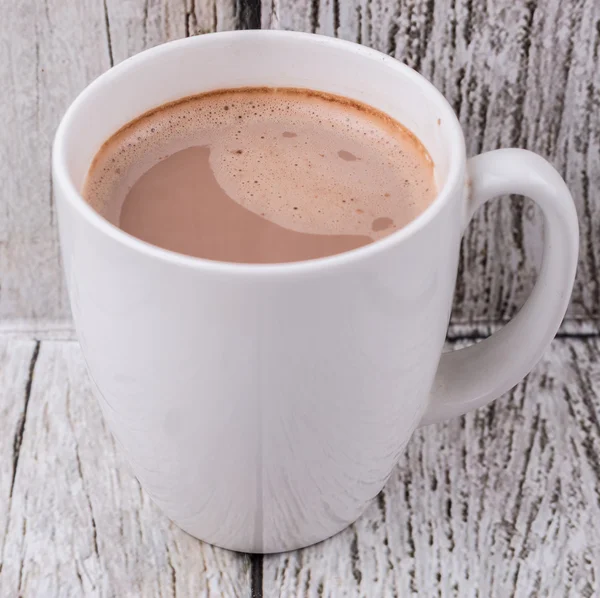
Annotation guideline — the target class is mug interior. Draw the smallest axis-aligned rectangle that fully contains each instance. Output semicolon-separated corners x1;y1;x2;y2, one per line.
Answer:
54;31;465;263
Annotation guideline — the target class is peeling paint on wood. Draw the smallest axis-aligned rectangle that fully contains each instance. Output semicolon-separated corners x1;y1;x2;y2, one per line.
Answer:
263;337;600;597
0;339;251;597
1;0;598;325
268;0;600;325
2;3;599;592
0;0;233;323
1;337;598;595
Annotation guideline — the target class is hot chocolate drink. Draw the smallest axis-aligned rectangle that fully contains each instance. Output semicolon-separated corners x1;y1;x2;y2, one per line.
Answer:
83;88;436;263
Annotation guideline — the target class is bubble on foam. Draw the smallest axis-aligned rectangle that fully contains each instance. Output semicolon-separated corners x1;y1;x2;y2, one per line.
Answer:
83;88;436;238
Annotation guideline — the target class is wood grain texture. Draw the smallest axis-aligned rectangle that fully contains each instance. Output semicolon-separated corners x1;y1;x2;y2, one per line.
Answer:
2;0;599;326
0;338;39;578
2;336;598;596
0;0;234;323
0;338;251;597
263;336;600;597
0;0;108;321
266;0;600;325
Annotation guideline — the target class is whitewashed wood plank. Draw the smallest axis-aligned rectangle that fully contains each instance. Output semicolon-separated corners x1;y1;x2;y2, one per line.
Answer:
0;0;110;322
263;337;600;597
272;0;315;32
0;341;251;597
0;339;39;575
104;0;186;64
0;0;229;325
268;0;600;324
187;0;218;35
2;0;598;323
103;0;238;63
260;0;279;29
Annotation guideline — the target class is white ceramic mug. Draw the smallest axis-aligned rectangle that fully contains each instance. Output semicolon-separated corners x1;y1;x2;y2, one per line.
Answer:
53;31;579;553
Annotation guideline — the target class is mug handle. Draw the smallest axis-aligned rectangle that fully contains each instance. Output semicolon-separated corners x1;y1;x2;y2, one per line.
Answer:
420;149;579;426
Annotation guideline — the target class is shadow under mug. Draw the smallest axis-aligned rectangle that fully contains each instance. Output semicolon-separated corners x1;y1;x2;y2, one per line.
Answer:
53;31;579;553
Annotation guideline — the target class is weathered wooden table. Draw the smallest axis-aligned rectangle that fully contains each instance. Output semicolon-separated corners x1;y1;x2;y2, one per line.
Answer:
1;1;599;596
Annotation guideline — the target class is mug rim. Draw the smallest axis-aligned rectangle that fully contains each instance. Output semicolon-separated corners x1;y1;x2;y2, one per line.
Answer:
53;30;466;275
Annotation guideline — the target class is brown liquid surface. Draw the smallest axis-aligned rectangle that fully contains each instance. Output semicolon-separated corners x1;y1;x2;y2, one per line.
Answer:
84;88;436;264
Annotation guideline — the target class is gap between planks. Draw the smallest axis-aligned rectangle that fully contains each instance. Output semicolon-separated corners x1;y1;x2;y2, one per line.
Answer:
1;336;599;596
0;318;597;343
